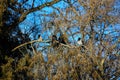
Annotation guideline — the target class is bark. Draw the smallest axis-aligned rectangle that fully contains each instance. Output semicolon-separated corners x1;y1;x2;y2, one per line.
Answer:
0;0;7;31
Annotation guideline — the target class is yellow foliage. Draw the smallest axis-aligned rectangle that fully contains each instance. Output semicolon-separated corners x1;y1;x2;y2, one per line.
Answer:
1;0;119;80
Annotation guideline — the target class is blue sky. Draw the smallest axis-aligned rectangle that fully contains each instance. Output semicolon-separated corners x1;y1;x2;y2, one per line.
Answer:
18;0;120;44
19;0;84;40
17;0;120;72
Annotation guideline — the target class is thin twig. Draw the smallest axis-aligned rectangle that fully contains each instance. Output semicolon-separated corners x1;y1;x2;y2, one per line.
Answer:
12;40;51;51
12;39;88;52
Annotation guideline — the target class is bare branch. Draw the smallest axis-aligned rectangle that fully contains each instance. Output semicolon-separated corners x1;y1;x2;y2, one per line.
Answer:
19;0;61;23
12;40;51;51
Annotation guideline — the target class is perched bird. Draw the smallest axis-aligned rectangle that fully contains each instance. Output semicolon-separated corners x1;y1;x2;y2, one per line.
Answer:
52;35;57;43
77;37;86;52
52;35;59;47
38;34;42;41
58;36;66;44
77;37;83;46
58;33;68;44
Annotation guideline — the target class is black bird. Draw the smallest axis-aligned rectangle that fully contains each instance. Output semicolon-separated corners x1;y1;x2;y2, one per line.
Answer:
38;34;42;41
58;36;66;44
77;37;86;52
77;37;82;46
52;35;59;47
58;34;68;44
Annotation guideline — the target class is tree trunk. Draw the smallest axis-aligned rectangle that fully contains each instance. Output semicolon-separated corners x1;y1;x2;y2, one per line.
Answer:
0;0;4;27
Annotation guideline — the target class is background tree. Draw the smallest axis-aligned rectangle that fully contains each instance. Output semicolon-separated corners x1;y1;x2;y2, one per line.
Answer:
0;0;120;79
0;0;60;78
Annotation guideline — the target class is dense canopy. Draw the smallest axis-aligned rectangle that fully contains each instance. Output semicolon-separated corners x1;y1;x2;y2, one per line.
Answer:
0;0;120;79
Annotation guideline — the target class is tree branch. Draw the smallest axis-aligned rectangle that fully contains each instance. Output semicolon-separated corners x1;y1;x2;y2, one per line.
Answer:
8;0;60;31
12;40;51;51
19;0;60;22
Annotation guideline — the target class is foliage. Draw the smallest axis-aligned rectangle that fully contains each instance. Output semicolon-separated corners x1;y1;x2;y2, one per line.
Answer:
1;42;120;79
0;0;120;80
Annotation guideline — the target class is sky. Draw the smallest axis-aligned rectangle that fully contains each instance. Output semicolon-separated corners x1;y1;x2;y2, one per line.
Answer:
19;0;85;41
18;0;120;45
14;1;120;79
16;1;120;75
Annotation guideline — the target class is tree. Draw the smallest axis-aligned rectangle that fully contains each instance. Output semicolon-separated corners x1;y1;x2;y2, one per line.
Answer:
33;0;120;79
0;0;60;58
0;0;61;78
0;0;120;79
